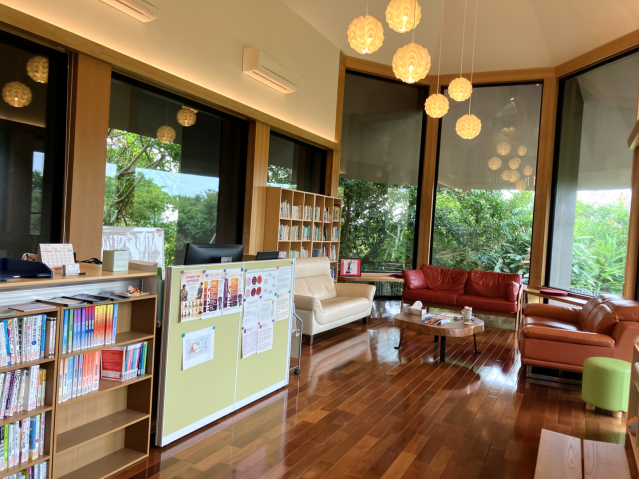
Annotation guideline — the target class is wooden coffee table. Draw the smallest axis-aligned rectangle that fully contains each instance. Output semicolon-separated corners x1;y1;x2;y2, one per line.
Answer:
393;312;485;362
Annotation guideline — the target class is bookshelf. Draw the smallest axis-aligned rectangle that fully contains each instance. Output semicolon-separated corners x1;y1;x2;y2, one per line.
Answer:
264;187;342;280
52;295;156;479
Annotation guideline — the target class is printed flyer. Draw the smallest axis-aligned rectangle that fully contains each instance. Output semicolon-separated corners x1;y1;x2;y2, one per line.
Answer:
182;327;215;370
202;269;224;318
180;270;204;322
223;268;244;314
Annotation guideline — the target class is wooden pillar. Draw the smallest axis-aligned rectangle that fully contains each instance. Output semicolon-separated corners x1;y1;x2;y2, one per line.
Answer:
624;148;639;298
242;121;270;254
326;52;347;197
528;77;559;287
65;53;112;261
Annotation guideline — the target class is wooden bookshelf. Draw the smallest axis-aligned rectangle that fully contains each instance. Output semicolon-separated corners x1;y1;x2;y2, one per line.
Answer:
264;187;342;281
52;294;156;479
627;344;639;474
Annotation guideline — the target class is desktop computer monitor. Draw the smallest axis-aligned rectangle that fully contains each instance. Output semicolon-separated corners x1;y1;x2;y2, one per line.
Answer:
255;251;279;261
183;244;245;265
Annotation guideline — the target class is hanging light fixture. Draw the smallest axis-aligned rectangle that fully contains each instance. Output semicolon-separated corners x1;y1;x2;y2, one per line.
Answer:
392;0;431;84
157;125;176;143
496;142;511;155
501;170;512;182
425;0;449;118
2;82;32;108
518;145;527;156
508;157;521;169
523;165;533;176
456;0;481;139
386;0;421;33
448;0;473;102
515;179;527;191
26;56;49;83
347;2;385;55
488;157;502;170
177;106;198;127
509;170;520;182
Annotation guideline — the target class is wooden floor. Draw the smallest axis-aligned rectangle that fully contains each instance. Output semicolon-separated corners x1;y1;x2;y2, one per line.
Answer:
111;300;635;479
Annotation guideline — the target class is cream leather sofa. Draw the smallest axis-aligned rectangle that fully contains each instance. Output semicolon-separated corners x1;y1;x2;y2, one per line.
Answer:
294;257;375;345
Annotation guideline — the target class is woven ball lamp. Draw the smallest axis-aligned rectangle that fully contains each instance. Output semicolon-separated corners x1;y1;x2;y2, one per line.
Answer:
347;15;385;54
509;170;520;182
26;56;49;83
448;77;472;102
177;106;197;127
516;180;527;191
488;157;502;170
518;145;527;156
501;170;512;182
157;125;176;143
425;93;449;118
392;42;431;84
385;0;422;33
456;114;481;140
2;82;32;108
508;157;521;169
523;165;533;176
496;142;511;155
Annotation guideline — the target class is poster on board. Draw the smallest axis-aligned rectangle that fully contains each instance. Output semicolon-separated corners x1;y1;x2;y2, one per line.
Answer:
180;270;204;322
182;327;215;370
202;270;224;318
223;268;243;314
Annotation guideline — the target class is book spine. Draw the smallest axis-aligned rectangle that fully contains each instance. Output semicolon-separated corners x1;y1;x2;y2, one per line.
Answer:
67;310;73;354
77;355;83;398
112;303;118;344
58;359;64;403
3;323;9;367
0;323;6;368
93;352;100;390
61;311;68;355
17;371;26;413
71;356;79;399
9;373;20;416
106;305;113;345
28;417;36;460
20;418;28;464
38;414;44;456
72;310;78;352
40;317;46;360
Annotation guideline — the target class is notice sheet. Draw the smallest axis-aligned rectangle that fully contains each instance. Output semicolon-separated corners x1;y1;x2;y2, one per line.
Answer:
182;327;215;370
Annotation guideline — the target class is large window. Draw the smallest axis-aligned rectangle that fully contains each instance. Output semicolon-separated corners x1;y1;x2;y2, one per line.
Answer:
548;52;639;296
431;83;543;281
339;72;426;272
0;31;67;259
267;132;326;193
105;75;248;266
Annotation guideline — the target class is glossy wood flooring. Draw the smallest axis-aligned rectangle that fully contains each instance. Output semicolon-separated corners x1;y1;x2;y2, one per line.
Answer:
112;300;634;479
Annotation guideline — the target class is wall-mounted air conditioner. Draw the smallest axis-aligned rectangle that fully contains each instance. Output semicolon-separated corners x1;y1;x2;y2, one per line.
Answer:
242;48;298;94
100;0;159;22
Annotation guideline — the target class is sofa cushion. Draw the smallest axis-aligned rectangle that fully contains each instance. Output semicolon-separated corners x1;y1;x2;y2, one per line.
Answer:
521;316;580;332
402;270;427;290
578;294;618;324
466;270;522;300
456;294;517;313
578;300;639;336
505;281;520;302
403;289;458;306
420;265;468;295
319;296;371;325
521;326;615;347
522;303;581;323
294;257;336;300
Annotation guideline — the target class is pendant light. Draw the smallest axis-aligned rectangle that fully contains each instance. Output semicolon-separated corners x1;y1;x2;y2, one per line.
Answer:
425;0;449;118
177;106;198;127
509;170;520;182
523;165;533;176
488;157;502;170
347;2;385;55
456;0;481;139
448;0;472;102
2;82;32;108
386;0;421;33
518;145;527;156
516;179;527;191
157;103;176;143
496;142;511;155
508;157;521;169
392;0;431;84
26;56;49;84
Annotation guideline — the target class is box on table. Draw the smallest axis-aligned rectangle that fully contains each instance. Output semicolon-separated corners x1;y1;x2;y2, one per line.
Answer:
102;250;130;272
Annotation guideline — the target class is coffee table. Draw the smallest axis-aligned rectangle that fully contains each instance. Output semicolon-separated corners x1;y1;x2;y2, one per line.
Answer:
393;312;484;362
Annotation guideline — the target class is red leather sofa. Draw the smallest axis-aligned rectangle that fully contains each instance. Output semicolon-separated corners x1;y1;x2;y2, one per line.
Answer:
401;265;523;324
520;294;639;372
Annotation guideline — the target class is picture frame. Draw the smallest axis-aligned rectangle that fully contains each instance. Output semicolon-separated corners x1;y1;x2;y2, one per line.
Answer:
340;258;361;277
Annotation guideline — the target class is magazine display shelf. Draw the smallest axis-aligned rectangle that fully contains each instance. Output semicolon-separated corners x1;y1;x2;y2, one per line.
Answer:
0;266;157;479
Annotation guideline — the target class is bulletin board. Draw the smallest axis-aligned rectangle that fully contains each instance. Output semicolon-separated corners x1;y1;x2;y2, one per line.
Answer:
155;259;295;447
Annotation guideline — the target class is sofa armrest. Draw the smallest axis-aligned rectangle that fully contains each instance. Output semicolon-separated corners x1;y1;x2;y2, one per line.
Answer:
294;295;323;313
521;326;614;347
334;283;375;303
523;303;581;324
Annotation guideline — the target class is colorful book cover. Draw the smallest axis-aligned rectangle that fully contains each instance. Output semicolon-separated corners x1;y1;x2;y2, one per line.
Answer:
112;303;119;344
20;418;29;464
2;424;6;469
38;414;44;456
28;417;37;460
106;305;114;345
72;355;79;398
61;310;68;354
58;359;64;403
40;317;46;359
67;310;73;353
93;351;100;390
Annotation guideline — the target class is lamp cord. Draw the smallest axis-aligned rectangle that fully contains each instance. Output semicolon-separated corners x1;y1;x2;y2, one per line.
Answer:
468;0;480;115
412;0;417;43
436;0;446;93
459;0;468;78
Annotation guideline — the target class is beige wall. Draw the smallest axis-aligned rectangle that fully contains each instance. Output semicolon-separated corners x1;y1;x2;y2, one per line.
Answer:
2;0;341;142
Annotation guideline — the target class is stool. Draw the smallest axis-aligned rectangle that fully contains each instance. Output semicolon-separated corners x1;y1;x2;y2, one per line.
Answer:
582;357;631;418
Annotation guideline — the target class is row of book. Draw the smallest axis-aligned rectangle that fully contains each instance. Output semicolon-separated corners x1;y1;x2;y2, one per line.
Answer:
290;251;300;259
278;224;290;241
0;413;45;472
4;461;46;479
0;367;45;418
61;305;118;355
330;267;336;280
300;225;312;241
313;226;322;241
0;316;56;367
101;342;149;381
279;200;291;218
277;251;287;258
314;206;322;222
333;206;340;220
290;225;300;241
330;245;337;262
323;206;331;223
332;227;339;240
303;205;313;220
291;205;302;219
57;352;100;403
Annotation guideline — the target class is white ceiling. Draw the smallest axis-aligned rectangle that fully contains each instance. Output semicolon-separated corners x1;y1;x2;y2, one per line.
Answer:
282;0;639;73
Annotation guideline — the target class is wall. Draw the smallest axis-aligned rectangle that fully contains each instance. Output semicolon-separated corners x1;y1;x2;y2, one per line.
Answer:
1;0;340;142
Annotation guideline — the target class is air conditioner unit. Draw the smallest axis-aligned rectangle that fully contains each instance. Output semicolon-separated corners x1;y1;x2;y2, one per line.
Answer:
242;48;298;94
100;0;159;22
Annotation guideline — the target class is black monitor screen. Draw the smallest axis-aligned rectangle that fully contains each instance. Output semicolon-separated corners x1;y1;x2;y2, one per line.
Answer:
183;244;244;265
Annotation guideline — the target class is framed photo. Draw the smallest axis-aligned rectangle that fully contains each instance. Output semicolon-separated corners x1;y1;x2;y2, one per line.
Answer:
340;258;361;277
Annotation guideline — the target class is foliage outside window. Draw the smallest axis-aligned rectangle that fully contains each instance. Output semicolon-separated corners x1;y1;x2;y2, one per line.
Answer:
431;83;543;282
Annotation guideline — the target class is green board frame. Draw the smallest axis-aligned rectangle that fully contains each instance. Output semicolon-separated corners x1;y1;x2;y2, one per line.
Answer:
156;259;295;446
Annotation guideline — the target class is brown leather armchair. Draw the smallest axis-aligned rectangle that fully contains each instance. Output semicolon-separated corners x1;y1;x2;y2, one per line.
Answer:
520;294;639;372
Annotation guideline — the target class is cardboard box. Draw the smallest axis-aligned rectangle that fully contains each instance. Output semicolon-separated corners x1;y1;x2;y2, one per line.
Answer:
102;250;130;272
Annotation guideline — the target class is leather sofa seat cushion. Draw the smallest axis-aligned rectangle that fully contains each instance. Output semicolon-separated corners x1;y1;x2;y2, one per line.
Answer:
521;326;615;347
505;282;520;302
465;270;522;299
402;270;427;290
420;265;468;295
456;294;517;313
521;316;580;332
294;257;336;300
403;289;458;305
319;296;371;325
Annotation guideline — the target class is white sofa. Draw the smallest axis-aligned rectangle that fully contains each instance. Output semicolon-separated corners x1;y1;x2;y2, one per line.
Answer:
294;257;375;345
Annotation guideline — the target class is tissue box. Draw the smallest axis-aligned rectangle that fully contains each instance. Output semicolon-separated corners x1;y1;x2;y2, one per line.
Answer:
103;250;130;272
406;306;426;317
